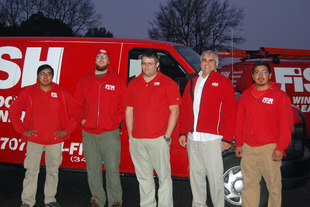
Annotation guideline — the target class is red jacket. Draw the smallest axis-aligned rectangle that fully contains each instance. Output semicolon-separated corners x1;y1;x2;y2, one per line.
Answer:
234;82;293;153
72;66;127;134
180;71;236;143
9;82;77;144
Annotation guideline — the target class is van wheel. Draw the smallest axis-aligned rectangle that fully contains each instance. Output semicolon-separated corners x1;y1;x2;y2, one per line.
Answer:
223;154;268;207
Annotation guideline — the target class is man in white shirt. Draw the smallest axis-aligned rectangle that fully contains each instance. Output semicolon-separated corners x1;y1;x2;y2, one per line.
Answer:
179;50;236;207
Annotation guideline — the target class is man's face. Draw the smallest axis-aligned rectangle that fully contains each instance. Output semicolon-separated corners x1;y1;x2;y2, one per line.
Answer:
95;54;110;71
37;68;53;87
200;53;219;78
252;65;272;87
141;56;159;78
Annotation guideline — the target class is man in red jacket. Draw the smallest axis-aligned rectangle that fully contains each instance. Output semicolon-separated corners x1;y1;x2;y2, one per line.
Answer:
179;50;236;207
72;48;126;207
235;61;293;207
9;64;77;207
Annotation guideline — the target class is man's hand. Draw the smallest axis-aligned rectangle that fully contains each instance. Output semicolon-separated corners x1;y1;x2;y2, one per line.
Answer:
221;141;231;151
54;129;68;139
23;129;37;138
272;149;283;161
81;119;86;125
235;147;242;157
179;135;187;147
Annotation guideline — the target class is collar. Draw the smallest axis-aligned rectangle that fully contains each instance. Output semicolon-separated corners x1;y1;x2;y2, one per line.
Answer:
250;81;278;92
138;70;163;84
198;70;210;80
35;81;55;93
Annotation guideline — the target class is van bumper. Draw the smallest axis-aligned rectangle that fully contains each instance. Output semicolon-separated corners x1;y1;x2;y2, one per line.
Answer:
281;147;310;190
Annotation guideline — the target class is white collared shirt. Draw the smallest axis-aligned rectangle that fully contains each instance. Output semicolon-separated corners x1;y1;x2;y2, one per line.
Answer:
188;71;223;142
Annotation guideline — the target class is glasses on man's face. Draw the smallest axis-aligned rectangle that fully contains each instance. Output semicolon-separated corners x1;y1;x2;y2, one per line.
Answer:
253;70;269;76
39;72;53;76
141;62;155;67
96;55;109;59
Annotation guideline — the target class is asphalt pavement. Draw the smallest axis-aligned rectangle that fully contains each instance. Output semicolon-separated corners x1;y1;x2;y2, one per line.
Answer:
0;164;309;207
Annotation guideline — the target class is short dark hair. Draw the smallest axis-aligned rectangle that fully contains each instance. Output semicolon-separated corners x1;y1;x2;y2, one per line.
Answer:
37;64;54;75
141;50;159;63
252;61;271;74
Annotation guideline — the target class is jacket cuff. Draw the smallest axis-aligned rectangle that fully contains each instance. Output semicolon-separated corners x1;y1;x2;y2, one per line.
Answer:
179;133;187;136
20;128;27;136
221;139;232;144
275;146;285;153
77;116;85;124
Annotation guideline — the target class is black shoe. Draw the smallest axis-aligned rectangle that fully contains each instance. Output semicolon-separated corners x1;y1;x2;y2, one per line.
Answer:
45;202;61;207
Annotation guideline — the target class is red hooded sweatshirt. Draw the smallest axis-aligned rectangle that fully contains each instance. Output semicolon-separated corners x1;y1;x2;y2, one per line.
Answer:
179;71;236;143
72;66;127;135
9;82;78;144
234;82;293;153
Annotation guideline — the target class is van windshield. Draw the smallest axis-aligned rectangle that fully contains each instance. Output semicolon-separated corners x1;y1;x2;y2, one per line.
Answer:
174;46;201;72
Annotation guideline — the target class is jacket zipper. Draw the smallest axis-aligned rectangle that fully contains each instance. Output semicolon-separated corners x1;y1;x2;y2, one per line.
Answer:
97;84;102;128
192;73;212;132
250;89;269;136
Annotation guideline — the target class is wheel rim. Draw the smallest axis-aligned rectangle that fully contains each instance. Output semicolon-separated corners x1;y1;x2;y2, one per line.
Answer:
223;166;243;206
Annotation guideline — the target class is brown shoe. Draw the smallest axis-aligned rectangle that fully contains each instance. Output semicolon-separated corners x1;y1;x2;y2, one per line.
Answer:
112;200;121;207
90;197;100;207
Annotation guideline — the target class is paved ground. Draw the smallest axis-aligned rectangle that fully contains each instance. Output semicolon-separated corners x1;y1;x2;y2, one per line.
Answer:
0;164;309;207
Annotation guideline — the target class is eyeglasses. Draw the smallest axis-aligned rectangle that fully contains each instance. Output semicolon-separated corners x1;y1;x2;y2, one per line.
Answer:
141;62;156;67
253;70;269;76
96;55;109;59
39;72;53;76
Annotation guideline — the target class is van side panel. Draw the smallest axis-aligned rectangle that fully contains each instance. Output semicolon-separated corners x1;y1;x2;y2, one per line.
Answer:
0;37;191;177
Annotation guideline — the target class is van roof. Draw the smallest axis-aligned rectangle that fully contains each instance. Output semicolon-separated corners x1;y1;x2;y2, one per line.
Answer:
0;36;184;47
218;47;310;62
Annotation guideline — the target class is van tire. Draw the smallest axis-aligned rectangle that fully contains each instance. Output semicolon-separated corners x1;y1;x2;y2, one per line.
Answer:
223;154;268;207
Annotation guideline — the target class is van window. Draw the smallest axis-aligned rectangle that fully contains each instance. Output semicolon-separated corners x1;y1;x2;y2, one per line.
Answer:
128;49;188;95
174;46;201;72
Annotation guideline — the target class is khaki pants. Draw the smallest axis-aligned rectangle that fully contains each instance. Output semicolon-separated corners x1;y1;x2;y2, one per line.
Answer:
129;136;173;207
241;143;282;207
22;141;62;207
187;138;224;207
83;129;122;207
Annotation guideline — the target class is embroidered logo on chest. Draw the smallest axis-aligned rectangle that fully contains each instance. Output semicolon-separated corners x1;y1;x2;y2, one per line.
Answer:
51;92;58;98
212;82;219;87
105;84;115;91
154;82;160;86
262;97;274;104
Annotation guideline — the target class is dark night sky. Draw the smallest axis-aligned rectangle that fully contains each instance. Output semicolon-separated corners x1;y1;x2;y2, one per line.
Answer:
94;0;310;51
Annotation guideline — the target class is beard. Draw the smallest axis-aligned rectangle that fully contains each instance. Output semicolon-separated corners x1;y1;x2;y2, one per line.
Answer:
96;63;108;71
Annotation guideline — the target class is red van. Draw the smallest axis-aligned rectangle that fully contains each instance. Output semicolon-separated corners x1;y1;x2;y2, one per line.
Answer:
1;38;309;207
